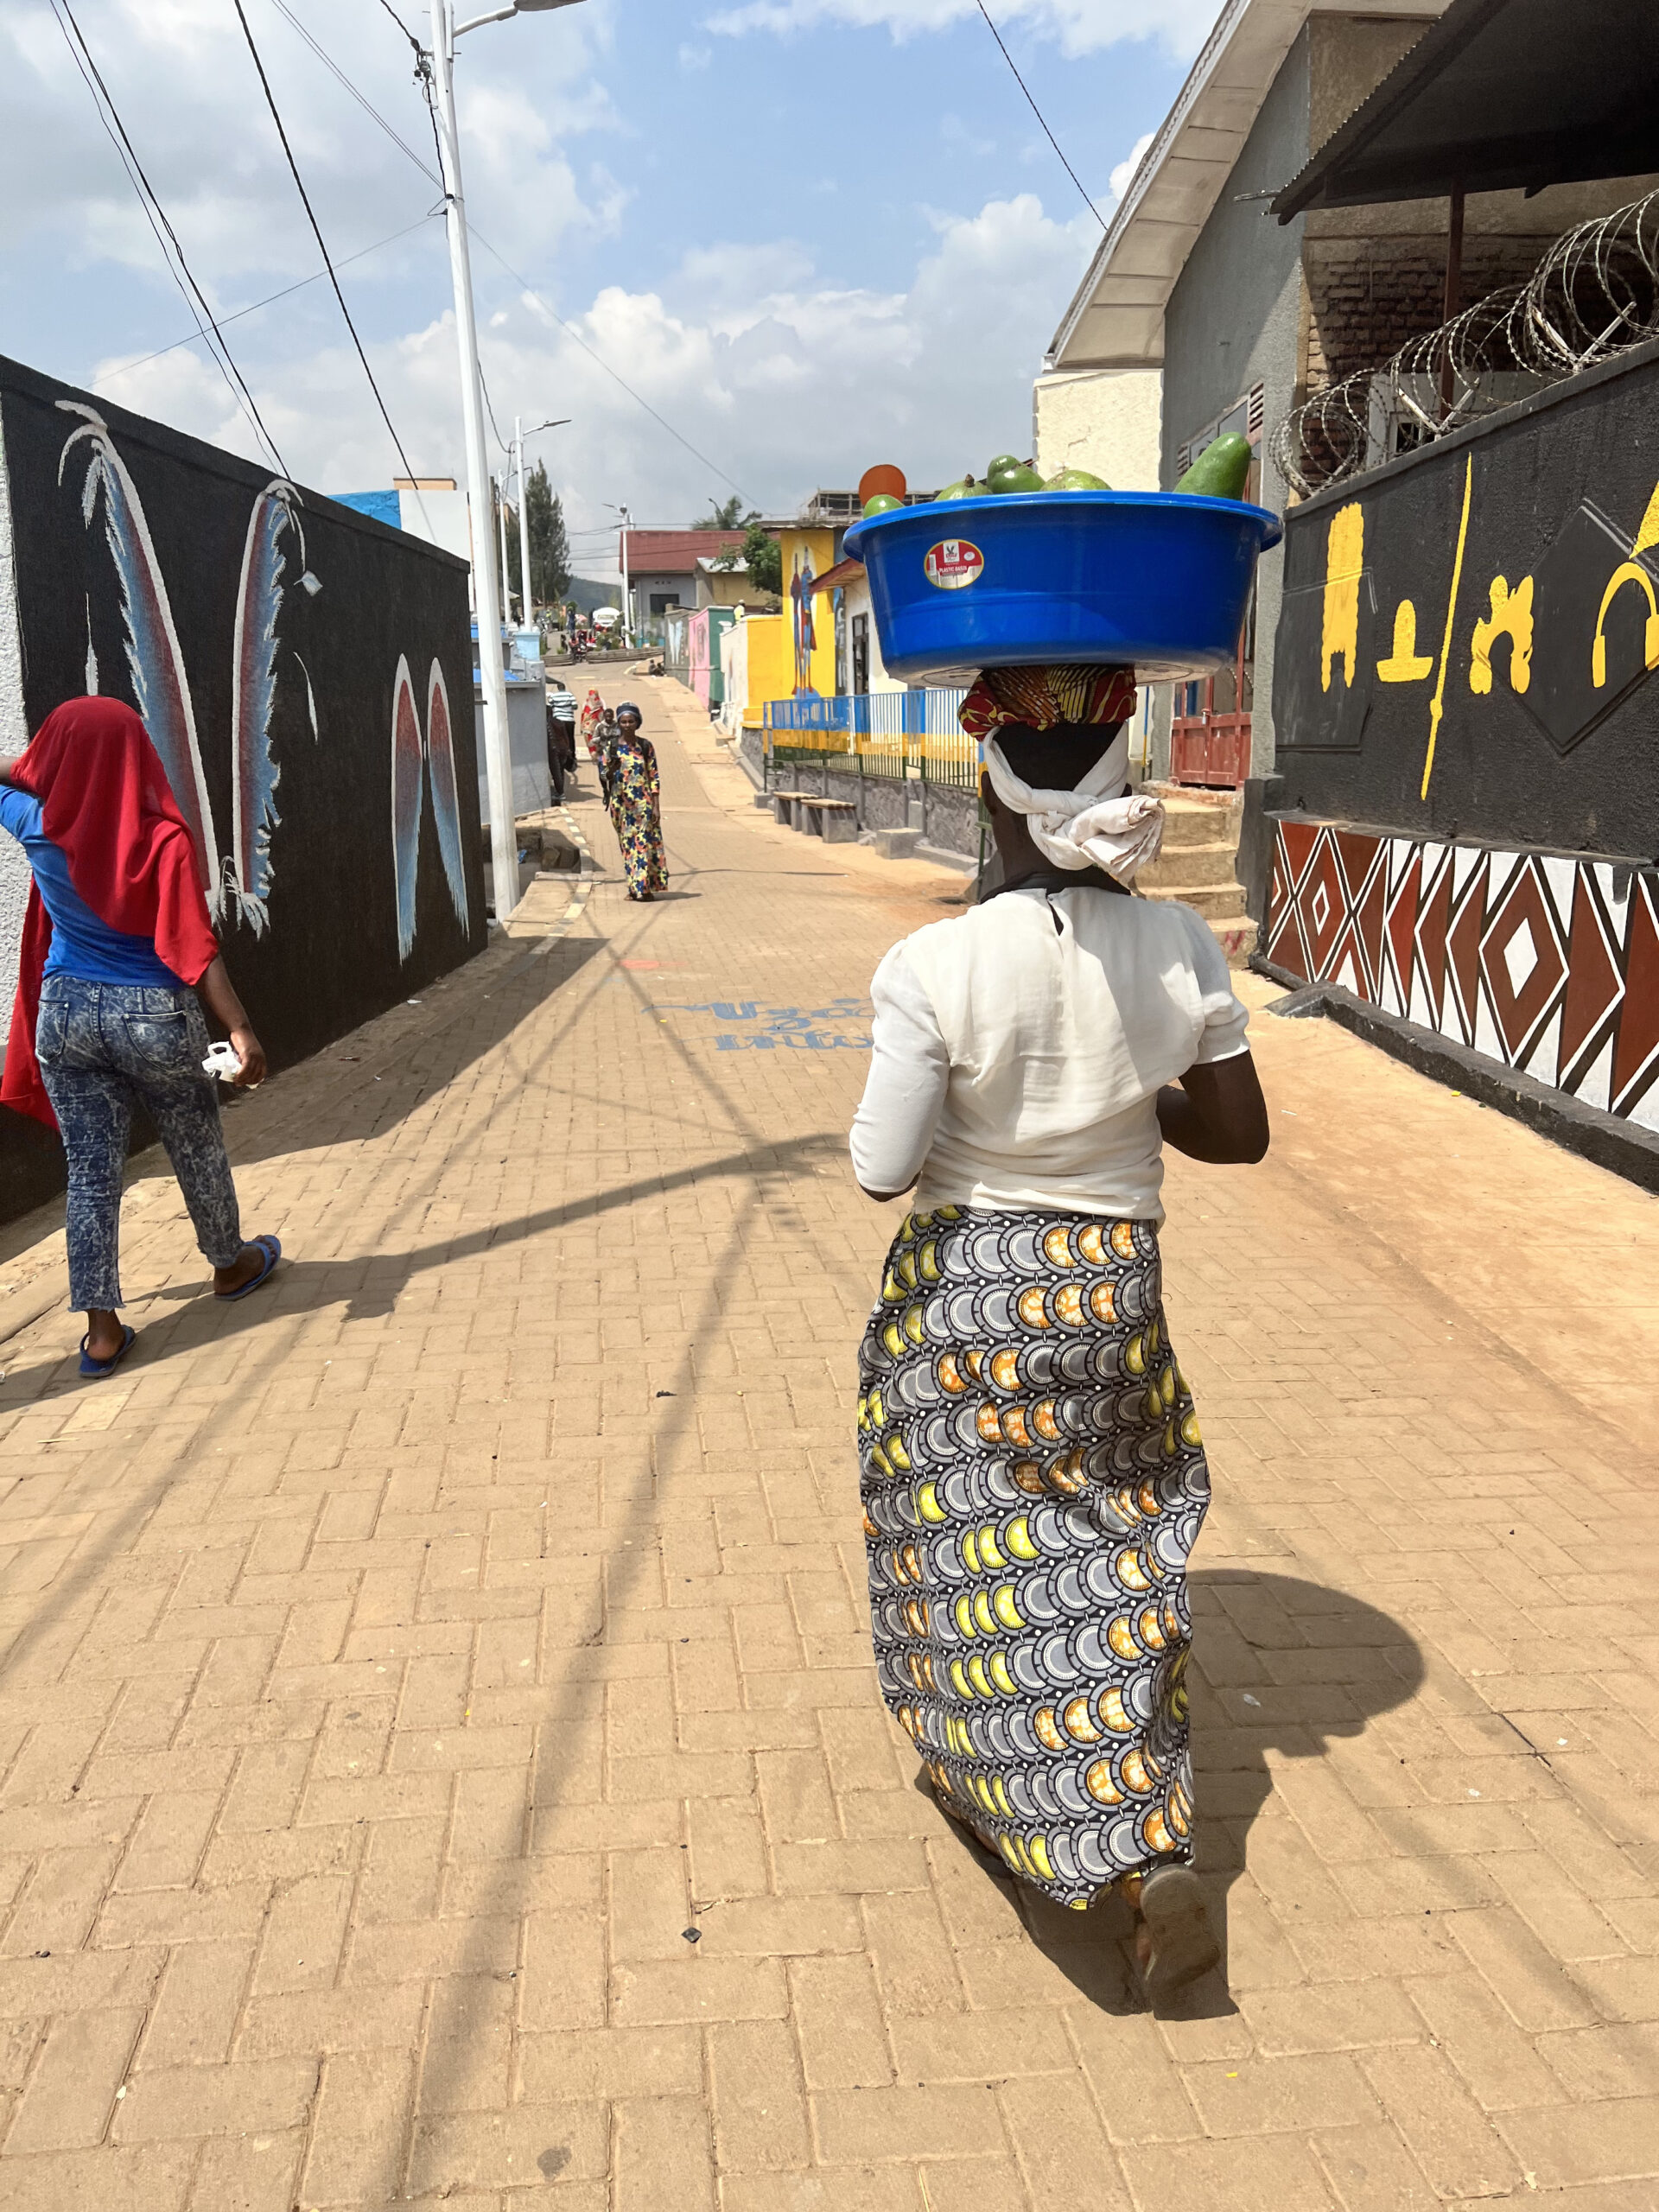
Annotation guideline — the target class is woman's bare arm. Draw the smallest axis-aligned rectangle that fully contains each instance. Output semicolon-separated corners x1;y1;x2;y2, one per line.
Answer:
1156;1052;1270;1164
197;956;268;1087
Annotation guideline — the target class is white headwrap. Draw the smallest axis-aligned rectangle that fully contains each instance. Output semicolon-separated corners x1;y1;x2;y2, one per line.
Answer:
982;726;1165;884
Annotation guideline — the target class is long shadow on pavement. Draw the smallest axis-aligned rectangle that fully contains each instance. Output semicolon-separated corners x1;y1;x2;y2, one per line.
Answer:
936;1568;1426;2018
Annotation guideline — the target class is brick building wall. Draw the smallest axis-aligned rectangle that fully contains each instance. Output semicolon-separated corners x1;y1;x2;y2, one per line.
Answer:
1300;233;1557;386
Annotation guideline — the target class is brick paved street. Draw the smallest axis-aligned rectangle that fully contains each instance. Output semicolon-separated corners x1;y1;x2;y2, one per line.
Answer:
0;673;1655;2210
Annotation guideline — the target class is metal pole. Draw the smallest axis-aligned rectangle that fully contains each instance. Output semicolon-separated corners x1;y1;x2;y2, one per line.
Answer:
1439;180;1465;420
515;415;534;629
429;0;518;919
496;471;512;626
620;507;632;647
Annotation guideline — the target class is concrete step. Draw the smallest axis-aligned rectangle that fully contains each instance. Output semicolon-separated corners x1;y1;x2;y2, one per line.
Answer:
1137;840;1241;889
1148;799;1243;851
1137;880;1250;921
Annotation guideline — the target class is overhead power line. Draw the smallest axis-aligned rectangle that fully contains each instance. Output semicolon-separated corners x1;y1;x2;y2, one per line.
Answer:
257;0;758;505
468;229;754;505
229;0;423;483
48;0;289;470
974;0;1106;232
268;0;440;186
99;214;437;385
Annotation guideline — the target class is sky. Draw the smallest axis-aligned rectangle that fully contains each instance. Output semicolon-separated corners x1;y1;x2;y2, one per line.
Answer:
1;0;1210;578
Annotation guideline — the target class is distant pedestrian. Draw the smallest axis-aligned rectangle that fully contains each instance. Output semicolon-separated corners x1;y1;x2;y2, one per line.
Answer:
546;683;577;798
578;686;605;766
603;702;668;901
0;698;283;1378
849;663;1268;1996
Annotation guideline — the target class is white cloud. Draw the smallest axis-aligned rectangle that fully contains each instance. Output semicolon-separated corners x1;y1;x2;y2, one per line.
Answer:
0;0;607;285
704;0;1217;61
92;188;1100;537
1109;129;1156;207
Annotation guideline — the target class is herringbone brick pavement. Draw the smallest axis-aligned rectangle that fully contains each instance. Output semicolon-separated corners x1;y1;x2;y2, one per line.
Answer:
0;672;1654;2209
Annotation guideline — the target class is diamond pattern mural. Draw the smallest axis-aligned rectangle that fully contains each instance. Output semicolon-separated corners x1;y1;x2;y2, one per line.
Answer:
1267;823;1659;1130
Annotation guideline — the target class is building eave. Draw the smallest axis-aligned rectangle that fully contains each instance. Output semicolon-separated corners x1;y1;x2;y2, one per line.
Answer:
1046;0;1444;374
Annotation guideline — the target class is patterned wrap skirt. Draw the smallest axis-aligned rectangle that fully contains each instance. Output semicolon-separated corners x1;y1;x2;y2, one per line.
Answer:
857;1205;1211;1910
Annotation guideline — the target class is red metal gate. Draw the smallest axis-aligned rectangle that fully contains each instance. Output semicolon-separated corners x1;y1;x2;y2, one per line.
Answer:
1170;620;1252;789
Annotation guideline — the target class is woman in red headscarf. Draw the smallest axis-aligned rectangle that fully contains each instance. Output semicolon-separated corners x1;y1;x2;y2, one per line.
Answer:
0;697;282;1377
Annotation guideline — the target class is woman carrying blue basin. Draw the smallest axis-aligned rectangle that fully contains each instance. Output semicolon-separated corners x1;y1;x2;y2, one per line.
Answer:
849;661;1269;1997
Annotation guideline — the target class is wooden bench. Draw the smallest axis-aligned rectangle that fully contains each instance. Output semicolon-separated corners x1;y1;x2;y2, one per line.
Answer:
796;797;860;843
771;789;812;826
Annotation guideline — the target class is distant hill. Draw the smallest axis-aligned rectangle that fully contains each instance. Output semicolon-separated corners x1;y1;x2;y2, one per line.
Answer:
564;575;622;618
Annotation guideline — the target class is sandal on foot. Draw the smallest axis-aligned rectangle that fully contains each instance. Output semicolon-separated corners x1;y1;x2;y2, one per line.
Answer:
216;1234;282;1302
79;1325;136;1379
1135;1866;1220;1996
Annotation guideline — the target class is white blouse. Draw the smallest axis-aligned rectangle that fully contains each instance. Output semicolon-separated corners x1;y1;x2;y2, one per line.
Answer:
849;886;1249;1224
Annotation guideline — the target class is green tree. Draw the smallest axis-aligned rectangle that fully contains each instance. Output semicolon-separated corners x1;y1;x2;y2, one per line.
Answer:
505;461;571;613
713;519;780;596
693;493;747;529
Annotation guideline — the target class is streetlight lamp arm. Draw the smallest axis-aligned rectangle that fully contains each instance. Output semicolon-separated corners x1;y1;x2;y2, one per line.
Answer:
456;0;582;28
454;5;515;34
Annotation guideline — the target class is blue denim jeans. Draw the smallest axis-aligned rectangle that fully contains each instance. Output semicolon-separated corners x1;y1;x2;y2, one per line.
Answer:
35;975;243;1311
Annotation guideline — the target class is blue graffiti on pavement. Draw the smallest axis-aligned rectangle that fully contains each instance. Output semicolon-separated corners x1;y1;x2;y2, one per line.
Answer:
649;995;872;1052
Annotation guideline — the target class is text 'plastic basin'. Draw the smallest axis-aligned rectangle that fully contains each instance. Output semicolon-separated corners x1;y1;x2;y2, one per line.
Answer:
842;489;1283;683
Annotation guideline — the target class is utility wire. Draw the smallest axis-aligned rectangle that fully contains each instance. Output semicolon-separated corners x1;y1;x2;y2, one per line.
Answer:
974;0;1106;231
479;364;511;456
230;0;423;484
468;227;755;504
48;0;289;470
372;0;418;41
269;0;440;185
99;214;436;385
272;0;757;502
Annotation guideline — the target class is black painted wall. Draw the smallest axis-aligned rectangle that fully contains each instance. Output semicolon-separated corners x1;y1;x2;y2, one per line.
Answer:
1272;340;1659;862
0;354;484;1224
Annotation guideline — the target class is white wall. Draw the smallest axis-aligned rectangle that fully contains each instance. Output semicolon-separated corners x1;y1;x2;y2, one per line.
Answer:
397;487;474;578
843;571;905;695
1032;369;1162;490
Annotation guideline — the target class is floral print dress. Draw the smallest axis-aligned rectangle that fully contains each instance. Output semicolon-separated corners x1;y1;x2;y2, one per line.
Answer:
604;734;669;899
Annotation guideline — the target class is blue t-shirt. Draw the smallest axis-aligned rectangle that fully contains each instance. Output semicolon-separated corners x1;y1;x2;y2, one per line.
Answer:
0;788;188;988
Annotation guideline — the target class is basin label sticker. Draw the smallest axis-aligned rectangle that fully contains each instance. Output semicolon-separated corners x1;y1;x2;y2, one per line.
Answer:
924;538;985;591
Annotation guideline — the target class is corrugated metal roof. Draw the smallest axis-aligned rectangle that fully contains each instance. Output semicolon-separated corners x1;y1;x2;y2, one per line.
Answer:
624;529;748;573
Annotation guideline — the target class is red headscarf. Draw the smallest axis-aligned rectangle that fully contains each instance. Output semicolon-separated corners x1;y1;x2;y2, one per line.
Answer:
2;698;219;1129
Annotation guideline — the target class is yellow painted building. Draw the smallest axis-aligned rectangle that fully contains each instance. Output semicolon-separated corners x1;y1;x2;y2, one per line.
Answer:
738;612;791;728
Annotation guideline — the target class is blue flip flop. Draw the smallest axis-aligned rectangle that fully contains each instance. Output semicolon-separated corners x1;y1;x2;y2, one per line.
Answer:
217;1233;282;1302
79;1324;137;1379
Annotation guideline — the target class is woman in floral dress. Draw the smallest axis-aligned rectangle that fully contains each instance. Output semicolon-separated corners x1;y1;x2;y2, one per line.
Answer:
604;703;669;901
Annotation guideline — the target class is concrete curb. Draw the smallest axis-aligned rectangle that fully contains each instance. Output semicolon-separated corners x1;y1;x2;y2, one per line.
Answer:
1255;956;1659;1193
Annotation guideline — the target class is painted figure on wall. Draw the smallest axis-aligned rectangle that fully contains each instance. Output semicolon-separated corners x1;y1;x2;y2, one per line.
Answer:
56;402;319;936
791;545;817;696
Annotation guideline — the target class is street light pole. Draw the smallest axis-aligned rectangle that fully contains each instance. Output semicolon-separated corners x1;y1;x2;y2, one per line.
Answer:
608;502;632;646
424;0;584;922
514;417;531;632
496;470;513;625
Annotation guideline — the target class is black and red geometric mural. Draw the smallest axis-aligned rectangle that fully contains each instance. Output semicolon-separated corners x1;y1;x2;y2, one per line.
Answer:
1266;820;1659;1129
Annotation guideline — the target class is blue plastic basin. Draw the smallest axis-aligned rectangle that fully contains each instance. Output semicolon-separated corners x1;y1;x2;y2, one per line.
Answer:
842;490;1282;683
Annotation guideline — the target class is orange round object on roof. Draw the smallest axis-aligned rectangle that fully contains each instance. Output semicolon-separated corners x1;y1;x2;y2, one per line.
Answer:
858;463;907;505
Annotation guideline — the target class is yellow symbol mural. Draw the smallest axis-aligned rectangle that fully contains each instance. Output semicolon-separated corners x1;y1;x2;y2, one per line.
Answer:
1592;478;1659;689
1421;453;1474;802
1470;575;1535;695
1321;503;1364;691
1376;600;1433;683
